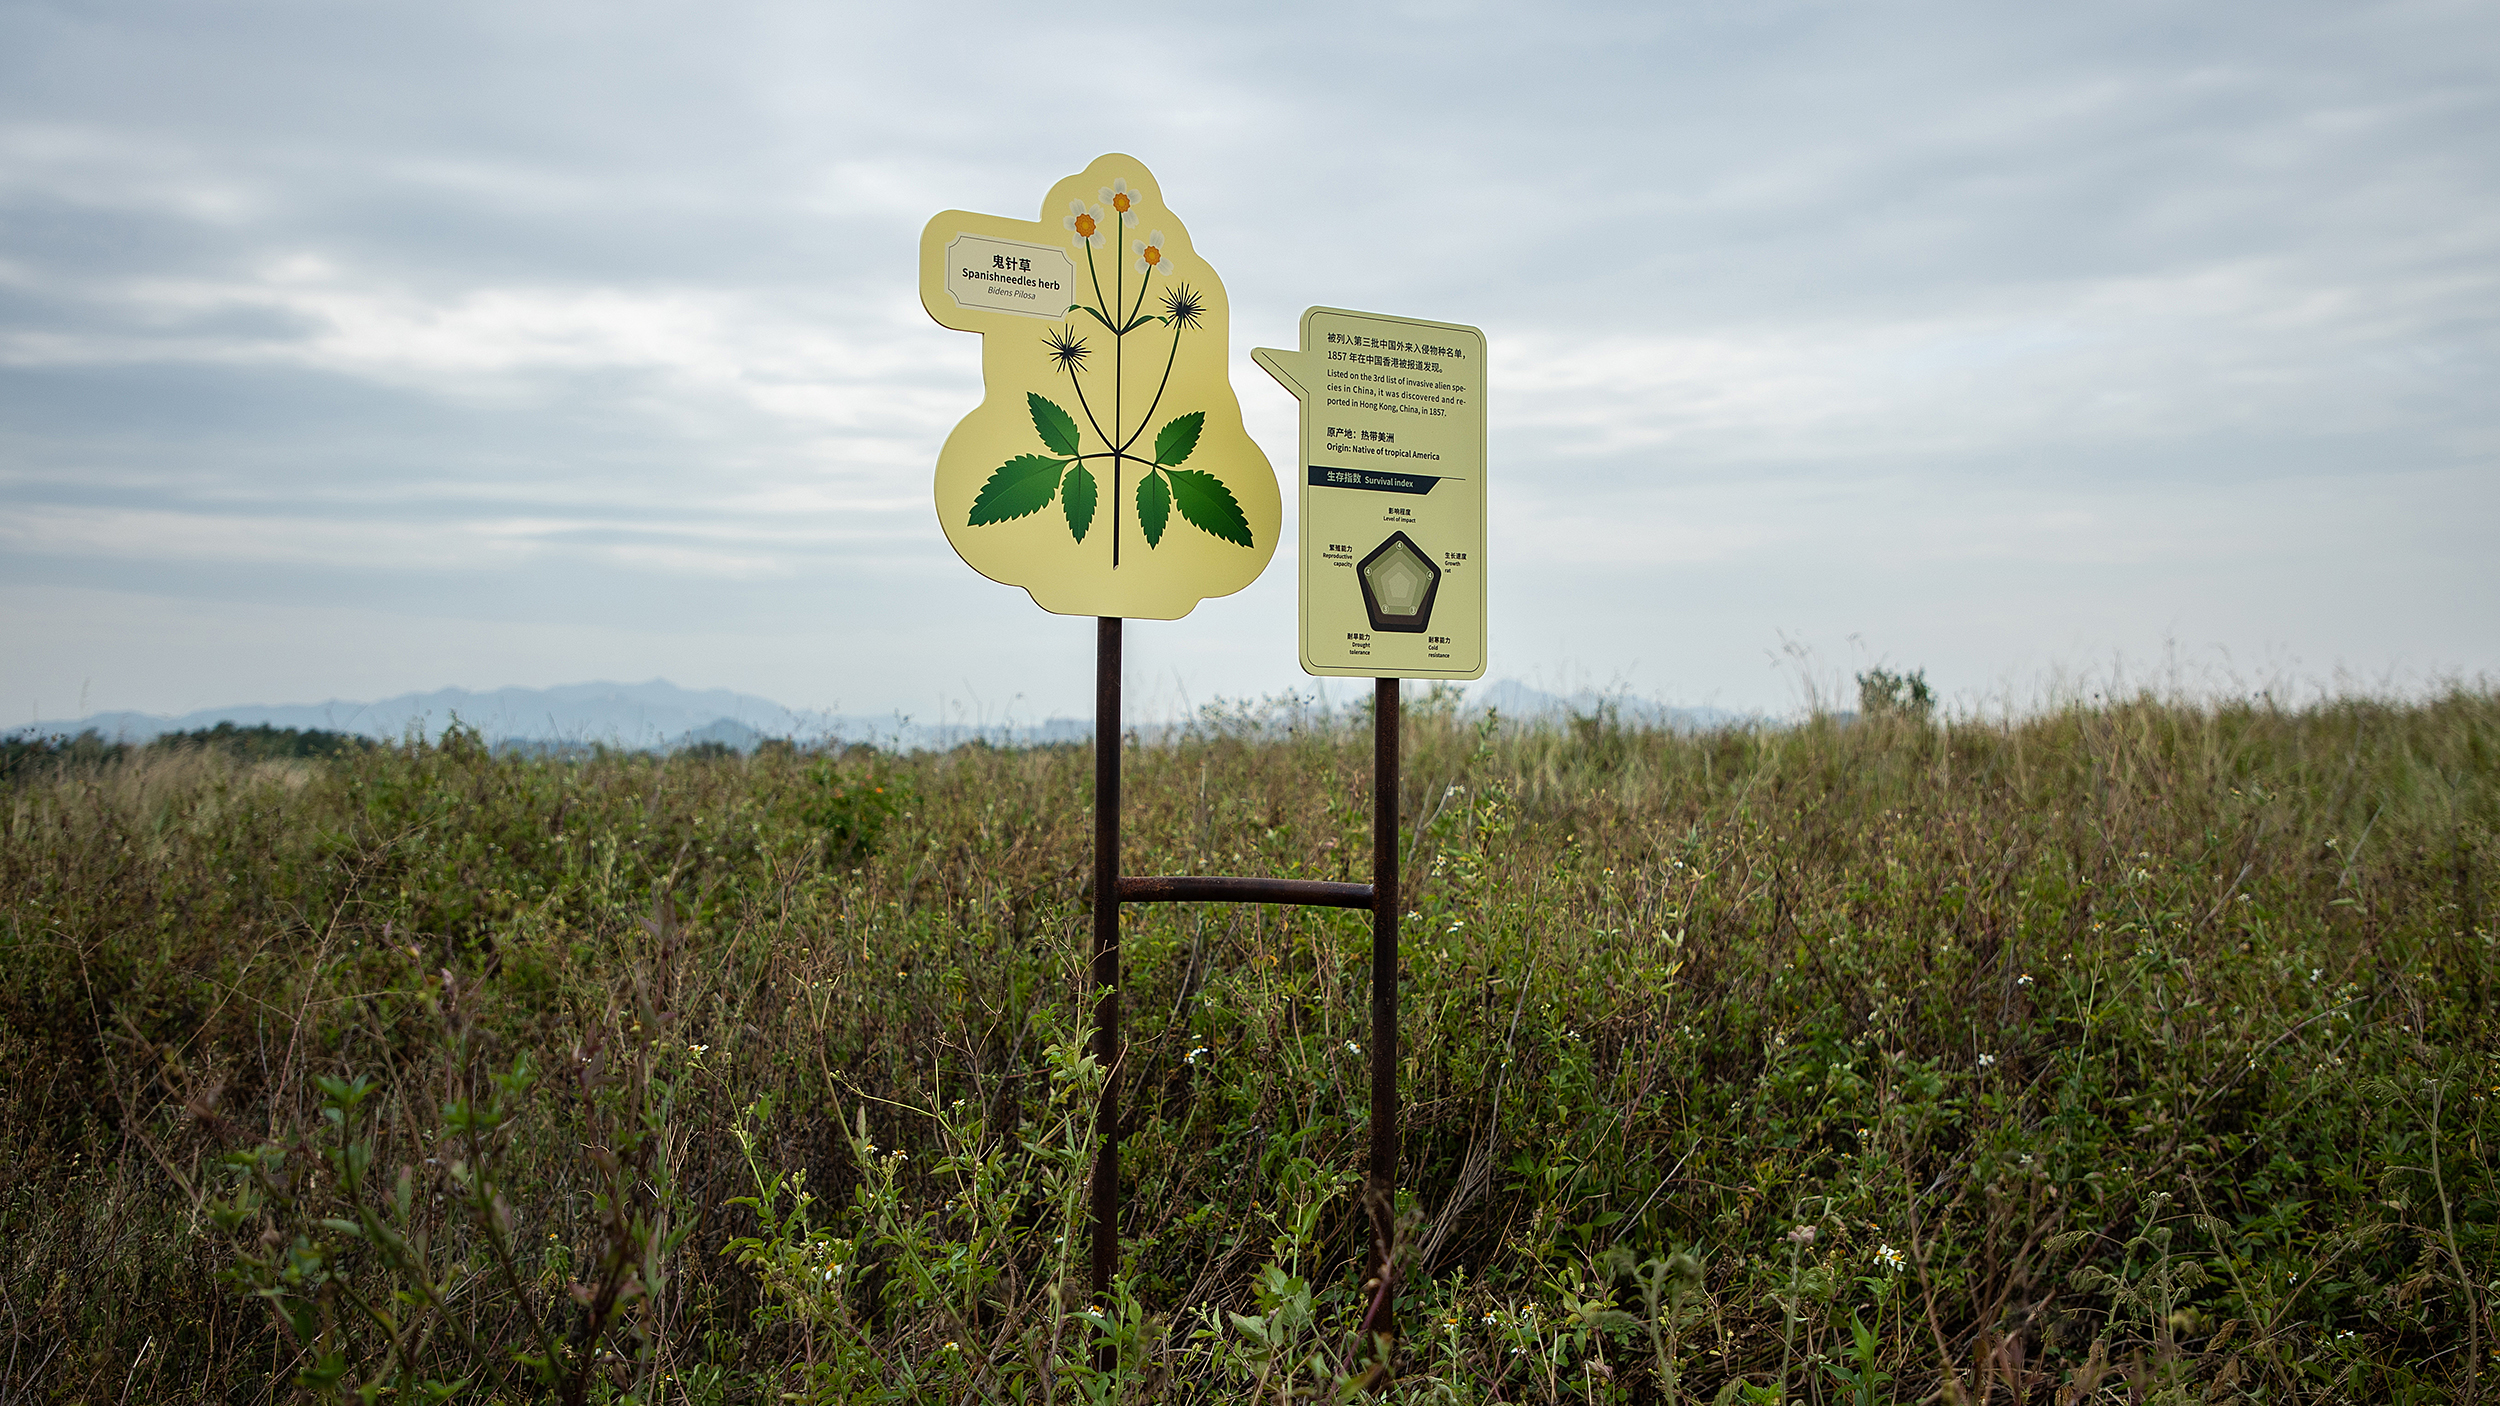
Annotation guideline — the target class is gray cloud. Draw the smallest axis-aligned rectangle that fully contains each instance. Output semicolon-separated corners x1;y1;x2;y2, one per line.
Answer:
4;0;2494;720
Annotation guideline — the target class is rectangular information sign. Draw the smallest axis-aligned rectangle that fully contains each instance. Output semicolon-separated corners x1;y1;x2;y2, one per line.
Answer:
1256;308;1487;679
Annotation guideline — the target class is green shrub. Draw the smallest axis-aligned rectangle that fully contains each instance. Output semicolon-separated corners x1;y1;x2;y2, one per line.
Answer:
150;722;377;761
0;727;131;783
795;759;910;864
1854;667;1934;720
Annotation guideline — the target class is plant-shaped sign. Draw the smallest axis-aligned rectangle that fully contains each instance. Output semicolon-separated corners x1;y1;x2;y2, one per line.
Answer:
976;182;1248;560
920;156;1279;620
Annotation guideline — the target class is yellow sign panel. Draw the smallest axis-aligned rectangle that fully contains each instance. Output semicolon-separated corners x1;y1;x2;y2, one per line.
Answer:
920;156;1281;619
1255;309;1487;679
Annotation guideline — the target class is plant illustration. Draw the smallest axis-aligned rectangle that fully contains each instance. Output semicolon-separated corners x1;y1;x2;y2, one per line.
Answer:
965;176;1253;565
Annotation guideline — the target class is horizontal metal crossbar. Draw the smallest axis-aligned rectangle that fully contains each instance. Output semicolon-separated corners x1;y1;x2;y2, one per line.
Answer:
1117;875;1376;909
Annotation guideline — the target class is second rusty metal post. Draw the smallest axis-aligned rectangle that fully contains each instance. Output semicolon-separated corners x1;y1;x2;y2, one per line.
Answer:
1091;617;1122;1316
1087;641;1403;1356
1368;677;1400;1331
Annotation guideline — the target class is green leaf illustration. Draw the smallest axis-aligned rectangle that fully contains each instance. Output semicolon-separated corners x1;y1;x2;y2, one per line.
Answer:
1062;463;1097;542
1028;394;1082;457
967;454;1064;526
1137;472;1171;548
1153;411;1204;467
1168;469;1254;547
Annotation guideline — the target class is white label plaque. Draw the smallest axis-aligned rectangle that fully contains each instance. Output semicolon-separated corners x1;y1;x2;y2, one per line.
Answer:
943;233;1078;321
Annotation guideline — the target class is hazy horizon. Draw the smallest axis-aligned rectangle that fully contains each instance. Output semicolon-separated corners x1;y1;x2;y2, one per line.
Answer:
20;656;2491;750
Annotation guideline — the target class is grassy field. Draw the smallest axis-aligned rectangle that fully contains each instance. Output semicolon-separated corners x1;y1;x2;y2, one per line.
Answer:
1;687;2493;1403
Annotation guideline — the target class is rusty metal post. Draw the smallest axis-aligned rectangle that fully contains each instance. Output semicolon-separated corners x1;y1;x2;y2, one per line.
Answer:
1366;676;1401;1340
1091;617;1122;1323
1079;632;1399;1369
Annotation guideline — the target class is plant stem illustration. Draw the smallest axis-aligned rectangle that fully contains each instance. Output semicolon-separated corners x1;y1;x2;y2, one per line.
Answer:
965;178;1253;566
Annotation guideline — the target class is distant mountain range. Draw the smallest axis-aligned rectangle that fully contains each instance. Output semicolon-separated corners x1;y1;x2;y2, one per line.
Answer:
8;680;1060;753
13;679;1746;754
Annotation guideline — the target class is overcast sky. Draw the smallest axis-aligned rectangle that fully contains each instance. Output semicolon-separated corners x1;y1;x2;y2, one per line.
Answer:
4;0;2494;725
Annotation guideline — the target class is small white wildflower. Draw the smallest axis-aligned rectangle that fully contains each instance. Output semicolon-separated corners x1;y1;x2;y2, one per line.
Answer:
1346;1040;1362;1055
1977;1053;1997;1069
1185;1044;1209;1065
1876;1243;1904;1271
2015;974;2033;988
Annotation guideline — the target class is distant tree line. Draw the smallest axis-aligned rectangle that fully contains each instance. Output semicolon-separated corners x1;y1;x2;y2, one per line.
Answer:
1;723;376;783
1;723;1018;785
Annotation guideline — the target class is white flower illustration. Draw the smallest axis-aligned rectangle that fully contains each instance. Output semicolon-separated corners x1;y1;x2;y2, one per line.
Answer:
1133;229;1168;278
1100;177;1139;225
1063;199;1107;250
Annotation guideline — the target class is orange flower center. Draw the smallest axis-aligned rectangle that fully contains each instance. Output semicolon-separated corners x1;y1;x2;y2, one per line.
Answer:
1112;193;1132;213
1141;245;1161;267
1074;214;1096;237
